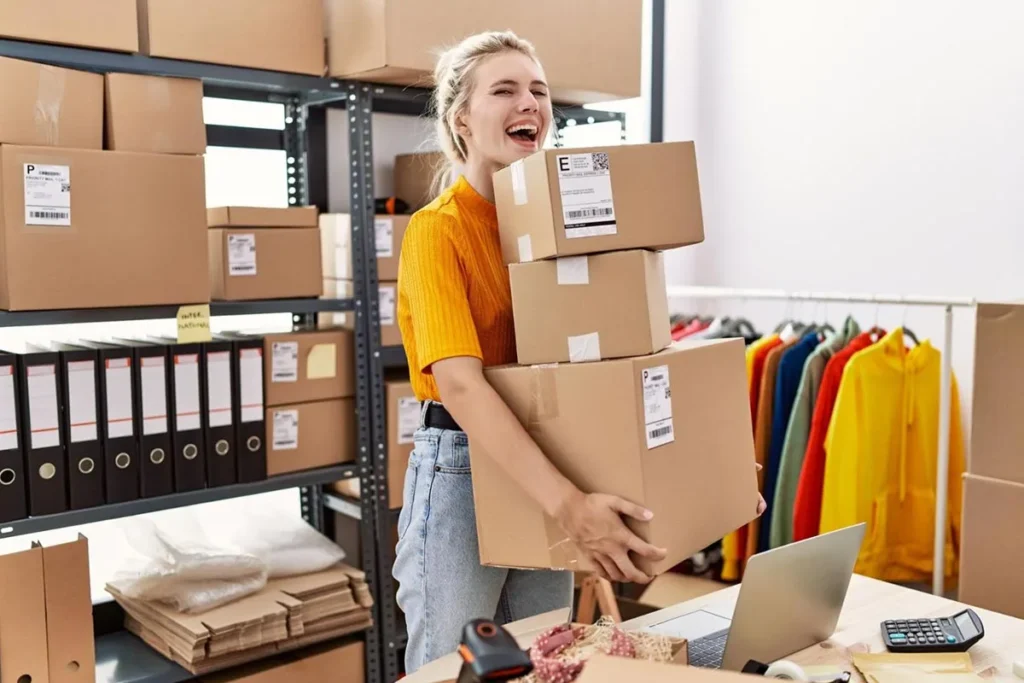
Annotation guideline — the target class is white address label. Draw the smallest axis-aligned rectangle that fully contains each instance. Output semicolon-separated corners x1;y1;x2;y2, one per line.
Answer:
379;285;396;326
375;218;394;258
556;153;617;239
273;409;299;450
24;163;71;226
228;233;257;276
272;342;298;383
641;365;674;449
397;397;420;445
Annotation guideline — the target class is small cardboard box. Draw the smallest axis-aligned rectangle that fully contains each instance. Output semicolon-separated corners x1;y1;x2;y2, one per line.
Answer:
378;281;402;346
394;151;447;211
320;278;354;329
266;398;356;476
494;142;704;265
473;340;758;575
0;0;138;52
386;379;419;509
959;474;1024;618
208;228;322;301
320;214;353;280
0;146;208;311
0;56;103;149
375;215;410;281
105;73;206;154
263;329;355;406
208;206;319;228
138;0;324;75
510;250;671;365
42;536;95;683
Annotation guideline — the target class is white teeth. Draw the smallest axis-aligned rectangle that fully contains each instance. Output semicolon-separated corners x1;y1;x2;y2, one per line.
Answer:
506;124;538;135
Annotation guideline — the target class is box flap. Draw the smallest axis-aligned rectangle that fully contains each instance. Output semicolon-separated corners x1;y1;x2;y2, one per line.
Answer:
207;206;319;228
578;654;750;682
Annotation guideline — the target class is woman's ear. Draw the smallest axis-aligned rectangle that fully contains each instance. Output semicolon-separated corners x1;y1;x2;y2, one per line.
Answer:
453;110;471;138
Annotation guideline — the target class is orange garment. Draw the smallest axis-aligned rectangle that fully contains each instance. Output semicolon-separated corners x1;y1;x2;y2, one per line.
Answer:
397;175;516;402
749;336;783;422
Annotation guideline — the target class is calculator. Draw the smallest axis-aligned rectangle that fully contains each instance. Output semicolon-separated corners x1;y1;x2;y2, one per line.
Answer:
881;608;984;653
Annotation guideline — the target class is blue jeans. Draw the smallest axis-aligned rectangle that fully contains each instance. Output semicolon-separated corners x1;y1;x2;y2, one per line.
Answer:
393;402;573;674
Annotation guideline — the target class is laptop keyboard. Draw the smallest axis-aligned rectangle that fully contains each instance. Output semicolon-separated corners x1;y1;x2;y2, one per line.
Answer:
687;629;729;668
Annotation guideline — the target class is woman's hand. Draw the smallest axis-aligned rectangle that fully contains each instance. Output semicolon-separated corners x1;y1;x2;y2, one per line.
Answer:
755;463;767;516
553;488;668;585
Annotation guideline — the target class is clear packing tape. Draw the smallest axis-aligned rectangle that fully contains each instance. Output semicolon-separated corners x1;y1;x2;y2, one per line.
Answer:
35;65;65;146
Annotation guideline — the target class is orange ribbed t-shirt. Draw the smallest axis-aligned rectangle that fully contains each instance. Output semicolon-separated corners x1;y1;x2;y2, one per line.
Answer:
397;175;517;402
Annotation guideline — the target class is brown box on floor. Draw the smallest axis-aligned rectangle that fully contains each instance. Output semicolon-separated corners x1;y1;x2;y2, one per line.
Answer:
0;0;138;52
208;206;319;228
105;74;206;154
959;474;1024;619
326;0;642;104
472;340;758;576
375;215;410;280
42;536;95;683
208;229;321;301
138;0;324;75
0;146;208;311
266;399;355;476
510;250;671;365
494;142;704;265
378;281;402;346
320;278;354;329
198;641;365;683
394;151;447;211
0;57;103;149
263;329;355;406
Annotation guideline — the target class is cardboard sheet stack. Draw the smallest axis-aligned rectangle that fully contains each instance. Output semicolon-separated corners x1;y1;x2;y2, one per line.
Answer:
107;564;373;675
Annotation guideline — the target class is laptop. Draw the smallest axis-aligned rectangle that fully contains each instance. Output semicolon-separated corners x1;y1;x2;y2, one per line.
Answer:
642;523;866;671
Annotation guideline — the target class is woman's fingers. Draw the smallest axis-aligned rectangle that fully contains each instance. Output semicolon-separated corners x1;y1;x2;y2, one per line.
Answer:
594;554;625;583
607;496;654;522
625;534;668;561
609;551;651;584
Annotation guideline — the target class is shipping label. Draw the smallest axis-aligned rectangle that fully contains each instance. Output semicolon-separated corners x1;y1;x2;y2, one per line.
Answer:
641;365;674;449
24;164;71;226
228;233;257;276
397;397;420;444
272;342;299;383
556;153;617;239
273;409;299;450
379;286;396;326
375;218;394;258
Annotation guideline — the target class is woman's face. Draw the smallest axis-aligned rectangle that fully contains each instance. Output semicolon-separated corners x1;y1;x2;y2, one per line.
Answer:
457;51;553;168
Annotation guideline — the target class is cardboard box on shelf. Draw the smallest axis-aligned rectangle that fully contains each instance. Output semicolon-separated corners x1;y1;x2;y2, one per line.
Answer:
197;641;365;683
42;536;95;683
0;0;138;52
0;57;103;149
473;339;758;576
387;379;419;508
138;0;324;75
326;0;642;104
494;142;704;264
510;250;671;365
375;215;410;281
263;329;355;406
208;228;321;301
378;281;402;346
959;474;1024;619
208;206;319;228
394;151;447;211
266;399;355;476
320;278;354;329
105;73;206;154
0;146;208;311
320;214;353;280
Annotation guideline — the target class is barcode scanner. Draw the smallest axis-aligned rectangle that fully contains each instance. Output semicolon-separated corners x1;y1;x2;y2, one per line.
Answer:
456;619;533;683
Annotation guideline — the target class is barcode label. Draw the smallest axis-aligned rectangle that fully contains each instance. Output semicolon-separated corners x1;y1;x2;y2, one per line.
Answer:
273;409;299;450
649;426;673;440
29;210;70;221
272;342;298;383
557;153;617;239
566;207;614;220
642;365;674;449
24;163;71;226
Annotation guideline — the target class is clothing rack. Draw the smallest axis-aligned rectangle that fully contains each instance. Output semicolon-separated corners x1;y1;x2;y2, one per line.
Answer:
666;286;976;596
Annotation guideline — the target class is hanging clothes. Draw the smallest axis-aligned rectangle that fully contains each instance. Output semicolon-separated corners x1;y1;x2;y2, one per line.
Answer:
748;335;783;423
769;316;860;548
819;328;965;582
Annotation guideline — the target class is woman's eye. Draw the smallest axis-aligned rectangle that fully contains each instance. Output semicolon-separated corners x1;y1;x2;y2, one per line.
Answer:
494;89;512;95
532;90;548;98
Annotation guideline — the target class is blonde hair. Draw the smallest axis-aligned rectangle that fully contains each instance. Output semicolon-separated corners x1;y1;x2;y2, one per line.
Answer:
430;31;540;194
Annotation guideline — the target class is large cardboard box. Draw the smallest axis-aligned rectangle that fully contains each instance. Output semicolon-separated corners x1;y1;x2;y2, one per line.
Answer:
320;214;409;281
0;0;138;52
208;228;321;301
394;152;447;212
378;281;401;346
266;399;355;476
510;250;671;365
375;215;410;281
320;278;354;329
0;146;208;311
494;142;704;265
263;329;355;406
0;57;103;149
386;380;419;509
473;340;758;575
0;544;49;683
971;302;1024;485
138;0;324;75
208;206;319;228
327;0;642;104
105;74;205;154
960;474;1024;618
42;536;95;683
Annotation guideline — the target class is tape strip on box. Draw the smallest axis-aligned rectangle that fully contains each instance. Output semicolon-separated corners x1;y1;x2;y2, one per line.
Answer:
527;364;559;427
556;256;589;285
518;235;534;263
511;159;528;205
568;332;601;363
35;66;66;146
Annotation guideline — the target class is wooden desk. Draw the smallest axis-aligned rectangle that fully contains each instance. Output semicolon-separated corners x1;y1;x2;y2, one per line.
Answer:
624;574;1024;681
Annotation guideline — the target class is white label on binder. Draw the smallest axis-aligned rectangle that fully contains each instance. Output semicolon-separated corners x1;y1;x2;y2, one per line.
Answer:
556;153;617;239
228;233;257;276
397;397;420;445
140;356;168;436
641;365;674;449
106;358;134;438
375;218;394;258
66;360;98;443
24;163;71;226
272;342;298;383
207;351;232;427
379;285;396;326
239;348;264;423
0;367;18;450
273;409;298;450
27;364;60;448
174;354;201;431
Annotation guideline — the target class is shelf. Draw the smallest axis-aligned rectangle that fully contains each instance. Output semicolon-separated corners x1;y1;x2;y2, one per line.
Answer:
0;464;357;538
324;492;363;521
378;345;408;369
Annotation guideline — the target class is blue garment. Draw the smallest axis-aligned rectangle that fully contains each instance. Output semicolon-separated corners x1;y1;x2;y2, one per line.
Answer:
758;332;821;551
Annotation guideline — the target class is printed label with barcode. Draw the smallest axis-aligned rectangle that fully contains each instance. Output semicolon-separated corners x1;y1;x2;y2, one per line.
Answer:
397;397;420;444
24;163;71;226
273;409;299;450
272;342;298;383
375;218;394;258
228;234;257;276
379;285;396;326
556;153;617;239
641;365;674;449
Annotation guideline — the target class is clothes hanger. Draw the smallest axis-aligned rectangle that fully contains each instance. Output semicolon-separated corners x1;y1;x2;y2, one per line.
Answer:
900;303;920;346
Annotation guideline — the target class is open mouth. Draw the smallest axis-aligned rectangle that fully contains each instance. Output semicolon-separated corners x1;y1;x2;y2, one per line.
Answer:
506;123;539;144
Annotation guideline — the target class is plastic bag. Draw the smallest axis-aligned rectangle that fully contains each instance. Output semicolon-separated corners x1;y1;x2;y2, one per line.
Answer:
228;508;346;578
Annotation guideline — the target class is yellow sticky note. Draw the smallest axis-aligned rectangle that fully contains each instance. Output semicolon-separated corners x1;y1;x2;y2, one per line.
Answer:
176;304;212;343
306;343;337;379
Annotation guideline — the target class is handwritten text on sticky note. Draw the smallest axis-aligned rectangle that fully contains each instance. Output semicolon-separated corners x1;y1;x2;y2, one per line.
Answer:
177;304;212;343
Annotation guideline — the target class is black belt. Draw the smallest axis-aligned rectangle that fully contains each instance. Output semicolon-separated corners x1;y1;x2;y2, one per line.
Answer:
424;402;463;432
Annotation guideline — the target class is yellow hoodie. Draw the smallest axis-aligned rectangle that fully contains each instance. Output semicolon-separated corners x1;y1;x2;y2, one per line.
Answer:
819;328;964;582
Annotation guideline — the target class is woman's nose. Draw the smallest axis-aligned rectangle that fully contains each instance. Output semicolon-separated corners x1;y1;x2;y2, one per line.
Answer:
518;93;539;113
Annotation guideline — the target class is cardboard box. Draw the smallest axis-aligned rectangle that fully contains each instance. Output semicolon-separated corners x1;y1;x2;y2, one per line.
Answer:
0;544;49;683
494;142;704;265
0;0;138;52
378;281;402;346
105;73;205;154
960;474;1024;618
510;250;671;365
375;215;410;281
971;302;1024;485
198;641;364;683
394;151;447;211
263;329;355;406
320;278;355;329
473;340;758;575
42;536;95;683
138;0;324;75
387;380;419;509
208;206;319;228
320;214;353;280
326;0;642;104
267;399;355;476
209;228;321;301
0;146;208;311
0;57;103;149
